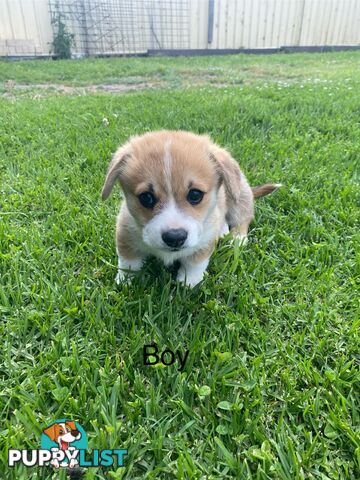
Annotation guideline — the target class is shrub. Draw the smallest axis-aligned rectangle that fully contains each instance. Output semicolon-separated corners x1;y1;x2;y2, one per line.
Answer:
51;13;75;59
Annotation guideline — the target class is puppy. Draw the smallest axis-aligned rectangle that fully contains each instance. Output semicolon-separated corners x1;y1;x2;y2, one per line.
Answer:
102;131;280;287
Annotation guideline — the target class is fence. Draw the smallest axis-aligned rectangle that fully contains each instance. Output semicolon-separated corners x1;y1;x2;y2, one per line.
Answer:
1;0;360;58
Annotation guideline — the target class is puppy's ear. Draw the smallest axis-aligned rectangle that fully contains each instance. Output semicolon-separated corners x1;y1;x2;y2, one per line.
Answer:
209;144;242;203
65;420;77;431
101;144;131;200
43;423;59;442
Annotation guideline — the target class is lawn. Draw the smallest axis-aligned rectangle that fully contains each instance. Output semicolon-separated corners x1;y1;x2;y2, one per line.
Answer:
0;52;359;479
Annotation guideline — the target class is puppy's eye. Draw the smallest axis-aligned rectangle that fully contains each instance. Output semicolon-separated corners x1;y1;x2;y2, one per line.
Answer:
187;189;204;205
138;191;157;209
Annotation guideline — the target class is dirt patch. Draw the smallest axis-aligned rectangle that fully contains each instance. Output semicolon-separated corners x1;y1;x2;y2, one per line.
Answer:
1;73;289;99
1;80;159;99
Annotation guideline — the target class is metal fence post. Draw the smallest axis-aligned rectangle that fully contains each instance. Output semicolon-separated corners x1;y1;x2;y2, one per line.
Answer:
207;0;214;45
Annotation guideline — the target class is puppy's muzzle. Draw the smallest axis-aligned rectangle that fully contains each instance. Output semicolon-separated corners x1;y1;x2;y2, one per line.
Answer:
162;228;188;249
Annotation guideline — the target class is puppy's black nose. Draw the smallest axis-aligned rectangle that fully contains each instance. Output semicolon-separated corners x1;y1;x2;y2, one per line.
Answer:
162;228;188;248
71;429;79;436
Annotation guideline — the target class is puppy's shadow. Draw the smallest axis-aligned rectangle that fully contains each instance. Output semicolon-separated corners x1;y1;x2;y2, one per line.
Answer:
114;256;205;310
146;257;181;279
123;256;181;289
112;256;209;339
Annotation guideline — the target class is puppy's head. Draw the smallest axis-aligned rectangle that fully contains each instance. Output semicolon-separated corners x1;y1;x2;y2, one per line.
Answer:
102;131;238;254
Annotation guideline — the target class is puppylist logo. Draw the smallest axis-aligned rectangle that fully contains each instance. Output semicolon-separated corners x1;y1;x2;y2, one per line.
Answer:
8;419;127;470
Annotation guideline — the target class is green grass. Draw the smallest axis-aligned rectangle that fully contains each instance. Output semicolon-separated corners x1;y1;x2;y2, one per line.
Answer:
0;52;359;479
1;50;360;92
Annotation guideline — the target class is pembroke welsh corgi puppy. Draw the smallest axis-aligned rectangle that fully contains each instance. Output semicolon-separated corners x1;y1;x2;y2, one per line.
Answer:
102;130;280;287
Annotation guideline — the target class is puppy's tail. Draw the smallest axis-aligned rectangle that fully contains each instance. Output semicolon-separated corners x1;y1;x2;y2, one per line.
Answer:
252;183;282;198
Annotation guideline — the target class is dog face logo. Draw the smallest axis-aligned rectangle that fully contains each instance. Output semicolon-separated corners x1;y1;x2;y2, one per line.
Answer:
41;419;86;469
43;421;81;451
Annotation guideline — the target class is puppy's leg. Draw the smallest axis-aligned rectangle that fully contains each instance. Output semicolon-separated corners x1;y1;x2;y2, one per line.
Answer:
177;244;214;287
219;221;230;237
226;176;254;246
115;207;145;284
177;257;210;288
230;222;250;246
115;254;144;284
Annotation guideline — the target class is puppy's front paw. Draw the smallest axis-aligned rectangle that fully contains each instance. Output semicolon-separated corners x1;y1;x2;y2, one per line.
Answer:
219;222;230;238
177;266;204;288
230;234;248;247
115;270;123;284
115;255;144;285
115;269;132;285
177;257;210;288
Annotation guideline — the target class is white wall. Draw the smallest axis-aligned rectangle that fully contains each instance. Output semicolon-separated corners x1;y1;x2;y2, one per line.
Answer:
0;0;53;56
1;0;359;57
190;0;360;49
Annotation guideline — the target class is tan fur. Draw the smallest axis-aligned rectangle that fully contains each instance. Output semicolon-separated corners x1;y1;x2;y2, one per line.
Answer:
231;222;251;238
252;183;281;198
103;132;222;232
208;142;255;230
102;130;280;286
115;204;145;260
